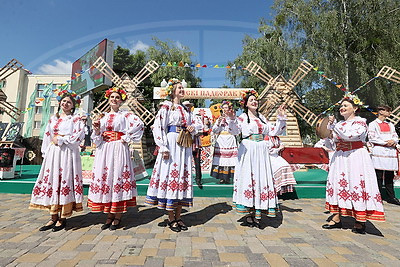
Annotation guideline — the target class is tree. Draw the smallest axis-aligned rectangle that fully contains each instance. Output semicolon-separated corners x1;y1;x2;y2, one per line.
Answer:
111;38;202;111
228;0;400;139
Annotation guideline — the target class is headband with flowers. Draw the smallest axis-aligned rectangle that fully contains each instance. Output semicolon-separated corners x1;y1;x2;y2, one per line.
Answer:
221;100;233;109
341;92;368;107
161;78;181;100
240;89;259;107
55;89;81;107
105;87;128;101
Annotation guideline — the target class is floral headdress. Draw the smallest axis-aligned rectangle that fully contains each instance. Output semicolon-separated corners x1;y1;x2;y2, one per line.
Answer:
162;78;181;100
341;92;366;107
240;89;259;107
105;87;127;101
55;89;81;107
221;100;233;109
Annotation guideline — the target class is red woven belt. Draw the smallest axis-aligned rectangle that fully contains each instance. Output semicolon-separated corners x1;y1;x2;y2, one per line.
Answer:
102;131;124;142
336;141;364;152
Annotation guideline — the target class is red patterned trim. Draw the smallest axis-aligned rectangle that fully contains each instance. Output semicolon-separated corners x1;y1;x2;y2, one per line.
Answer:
325;202;385;222
177;105;187;126
53;118;63;135
254;118;263;134
106;114;116;131
102;131;124;142
88;198;136;213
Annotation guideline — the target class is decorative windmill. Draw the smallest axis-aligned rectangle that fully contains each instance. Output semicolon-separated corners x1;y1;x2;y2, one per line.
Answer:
246;60;320;147
91;57;159;165
376;66;400;125
0;59;24;120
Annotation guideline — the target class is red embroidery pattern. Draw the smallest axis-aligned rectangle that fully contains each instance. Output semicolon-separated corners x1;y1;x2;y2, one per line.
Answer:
53;118;63;135
177;105;187;126
60;185;71;196
106;114;116;131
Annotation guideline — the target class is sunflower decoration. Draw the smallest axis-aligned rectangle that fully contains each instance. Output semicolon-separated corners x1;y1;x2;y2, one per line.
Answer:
342;92;364;106
239;89;259;107
55;89;81;108
104;87;127;101
160;78;181;100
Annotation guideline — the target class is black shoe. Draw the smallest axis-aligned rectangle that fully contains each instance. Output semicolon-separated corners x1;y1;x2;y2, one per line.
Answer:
52;220;66;232
110;218;121;231
351;222;366;234
387;198;400;205
196;179;203;189
39;220;56;231
240;216;255;228
176;219;188;231
322;220;342;229
101;218;113;230
168;220;181;232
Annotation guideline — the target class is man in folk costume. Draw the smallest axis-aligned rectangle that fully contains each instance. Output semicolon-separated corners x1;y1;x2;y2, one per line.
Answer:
368;105;400;205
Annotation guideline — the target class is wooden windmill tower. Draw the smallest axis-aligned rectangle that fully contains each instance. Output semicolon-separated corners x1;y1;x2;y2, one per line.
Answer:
0;59;24;121
246;60;318;147
91;56;159;165
377;66;400;124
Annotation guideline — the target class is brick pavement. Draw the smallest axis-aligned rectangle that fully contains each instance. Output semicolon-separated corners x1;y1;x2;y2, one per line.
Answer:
0;194;399;266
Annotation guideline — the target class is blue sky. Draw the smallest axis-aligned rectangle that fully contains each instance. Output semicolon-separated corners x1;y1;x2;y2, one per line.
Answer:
1;0;274;87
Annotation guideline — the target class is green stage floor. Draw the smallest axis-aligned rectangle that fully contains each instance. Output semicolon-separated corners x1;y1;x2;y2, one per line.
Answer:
1;165;398;198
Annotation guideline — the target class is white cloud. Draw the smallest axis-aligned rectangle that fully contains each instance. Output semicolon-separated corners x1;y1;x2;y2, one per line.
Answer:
37;59;72;74
130;40;150;53
175;41;184;49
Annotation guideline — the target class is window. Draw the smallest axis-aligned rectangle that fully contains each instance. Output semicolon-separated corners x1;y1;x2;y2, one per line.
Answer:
35;106;42;114
50;106;55;114
34;121;41;129
0;80;5;89
36;84;59;98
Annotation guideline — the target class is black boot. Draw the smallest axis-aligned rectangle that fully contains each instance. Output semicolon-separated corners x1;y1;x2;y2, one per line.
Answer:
195;178;203;189
385;182;400;205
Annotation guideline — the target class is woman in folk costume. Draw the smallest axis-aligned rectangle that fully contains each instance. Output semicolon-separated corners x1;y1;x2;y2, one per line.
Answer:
368;105;400;205
30;90;84;232
211;101;239;184
145;78;201;232
323;93;385;234
88;87;144;230
264;135;297;194
232;90;287;228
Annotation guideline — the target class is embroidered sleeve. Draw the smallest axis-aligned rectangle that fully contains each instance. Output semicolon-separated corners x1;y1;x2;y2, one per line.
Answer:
153;105;170;153
41;117;53;156
266;114;286;136
334;119;367;141
121;113;144;143
368;122;386;145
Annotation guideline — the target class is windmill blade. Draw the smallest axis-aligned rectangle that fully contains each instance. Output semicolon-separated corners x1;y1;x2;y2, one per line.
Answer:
90;99;110;120
0;100;21;120
259;91;281;115
0;59;24;81
286;60;314;91
387;105;400;125
131;60;159;89
282;94;319;127
127;98;155;126
92;57;124;88
377;66;400;84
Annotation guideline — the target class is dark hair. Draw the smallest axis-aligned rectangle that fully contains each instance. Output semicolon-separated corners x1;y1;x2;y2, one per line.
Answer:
243;93;266;124
56;95;77;118
377;105;392;112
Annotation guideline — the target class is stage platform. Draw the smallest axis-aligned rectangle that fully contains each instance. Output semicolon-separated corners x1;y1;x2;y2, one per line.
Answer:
1;165;399;198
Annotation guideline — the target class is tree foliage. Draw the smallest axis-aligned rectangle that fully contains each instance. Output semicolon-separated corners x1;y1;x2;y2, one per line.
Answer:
228;0;400;139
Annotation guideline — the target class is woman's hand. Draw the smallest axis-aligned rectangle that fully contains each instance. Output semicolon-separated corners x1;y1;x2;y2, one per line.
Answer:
162;151;170;160
187;125;195;133
328;115;335;124
277;104;286;116
93;120;100;135
52;136;58;146
226;108;236;119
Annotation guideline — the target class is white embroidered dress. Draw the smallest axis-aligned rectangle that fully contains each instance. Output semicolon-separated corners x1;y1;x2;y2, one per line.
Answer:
30;114;85;218
232;113;286;219
145;101;201;210
325;116;385;222
265;136;297;194
210;116;239;182
368;118;399;171
88;111;144;213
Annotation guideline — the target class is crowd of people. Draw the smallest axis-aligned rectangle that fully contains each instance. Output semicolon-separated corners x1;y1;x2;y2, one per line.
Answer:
29;78;398;234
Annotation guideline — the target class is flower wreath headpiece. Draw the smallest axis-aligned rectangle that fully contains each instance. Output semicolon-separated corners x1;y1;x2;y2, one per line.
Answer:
162;78;181;100
55;89;81;108
105;87;127;101
240;89;259;107
341;91;368;108
221;100;233;109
